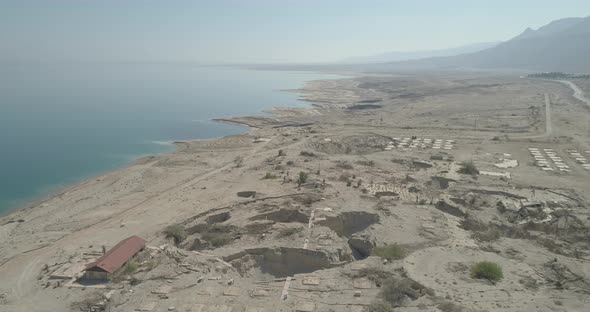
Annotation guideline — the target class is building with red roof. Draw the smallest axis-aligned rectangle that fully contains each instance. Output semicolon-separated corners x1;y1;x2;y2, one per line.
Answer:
84;235;146;281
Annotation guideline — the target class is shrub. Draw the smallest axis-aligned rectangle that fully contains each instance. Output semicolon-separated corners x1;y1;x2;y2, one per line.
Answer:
335;161;354;169
354;267;393;286
296;194;318;206
437;302;465;312
144;260;159;271
164;225;187;245
356;160;375;167
373;244;406;260
366;302;394;312
458;162;479;175
471;261;503;282
299;151;316;157
380;278;411;307
202;233;233;247
473;228;501;242
276;227;302;238
297;171;308;186
233;156;244;168
278;149;286;156
199;224;237;248
124;260;138;274
286;160;295;166
263;172;277;179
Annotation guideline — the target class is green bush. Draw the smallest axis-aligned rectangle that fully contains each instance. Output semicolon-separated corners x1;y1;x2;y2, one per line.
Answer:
471;261;503;282
297;171;308;186
373;244;406;260
124;260;138;274
164;225;187;245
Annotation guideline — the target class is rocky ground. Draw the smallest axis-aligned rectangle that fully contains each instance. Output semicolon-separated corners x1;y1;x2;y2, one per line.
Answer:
1;71;589;312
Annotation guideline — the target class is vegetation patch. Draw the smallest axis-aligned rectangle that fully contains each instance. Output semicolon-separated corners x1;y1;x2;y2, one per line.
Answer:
471;261;503;282
197;224;239;248
380;278;413;307
351;267;393;286
164;225;187;245
458;162;479;175
356;160;375;167
366;302;394;312
263;172;278;179
297;171;308;187
373;244;406;260
437;302;465;312
335;161;354;169
276;227;303;238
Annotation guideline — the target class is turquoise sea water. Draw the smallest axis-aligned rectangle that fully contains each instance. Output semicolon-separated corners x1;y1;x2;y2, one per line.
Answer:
0;63;337;214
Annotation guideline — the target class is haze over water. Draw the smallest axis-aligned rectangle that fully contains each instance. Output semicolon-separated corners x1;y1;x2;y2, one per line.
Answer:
0;63;337;214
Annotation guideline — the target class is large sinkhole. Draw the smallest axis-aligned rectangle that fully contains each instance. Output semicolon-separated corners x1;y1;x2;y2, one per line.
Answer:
316;211;380;237
224;247;337;278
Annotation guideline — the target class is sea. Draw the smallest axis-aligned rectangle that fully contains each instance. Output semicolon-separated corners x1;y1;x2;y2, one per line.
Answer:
0;63;338;215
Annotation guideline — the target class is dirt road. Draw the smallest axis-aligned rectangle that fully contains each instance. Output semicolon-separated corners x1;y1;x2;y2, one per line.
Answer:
559;80;590;108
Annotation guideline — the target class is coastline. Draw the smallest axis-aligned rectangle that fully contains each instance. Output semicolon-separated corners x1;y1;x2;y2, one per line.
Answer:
0;74;338;221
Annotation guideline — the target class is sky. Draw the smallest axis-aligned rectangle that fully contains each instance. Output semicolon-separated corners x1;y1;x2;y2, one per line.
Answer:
1;0;589;64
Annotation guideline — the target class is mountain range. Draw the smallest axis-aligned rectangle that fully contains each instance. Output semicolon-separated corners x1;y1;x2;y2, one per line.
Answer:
376;16;590;72
341;42;499;64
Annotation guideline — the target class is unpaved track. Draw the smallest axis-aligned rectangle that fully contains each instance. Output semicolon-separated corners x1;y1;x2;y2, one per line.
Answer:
559;80;590;108
544;93;552;136
512;93;552;140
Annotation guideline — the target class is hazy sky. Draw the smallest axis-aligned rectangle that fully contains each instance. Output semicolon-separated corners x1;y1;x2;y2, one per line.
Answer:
1;0;589;63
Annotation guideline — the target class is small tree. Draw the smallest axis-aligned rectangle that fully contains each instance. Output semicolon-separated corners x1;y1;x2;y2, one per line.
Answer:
297;171;308;187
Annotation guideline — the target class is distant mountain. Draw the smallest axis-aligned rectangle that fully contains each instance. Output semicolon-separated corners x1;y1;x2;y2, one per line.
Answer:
512;17;584;41
380;16;590;72
341;42;499;64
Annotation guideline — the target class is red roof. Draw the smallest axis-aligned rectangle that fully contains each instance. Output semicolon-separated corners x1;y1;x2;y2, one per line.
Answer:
86;236;146;273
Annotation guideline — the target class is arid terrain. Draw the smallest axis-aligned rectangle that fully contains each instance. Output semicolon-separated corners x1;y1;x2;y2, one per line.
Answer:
1;71;590;312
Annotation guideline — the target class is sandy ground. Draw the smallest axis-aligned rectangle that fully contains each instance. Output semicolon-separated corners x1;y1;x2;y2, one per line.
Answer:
1;72;589;312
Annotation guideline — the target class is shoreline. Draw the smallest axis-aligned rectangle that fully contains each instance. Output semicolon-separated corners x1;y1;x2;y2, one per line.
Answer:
0;74;340;221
